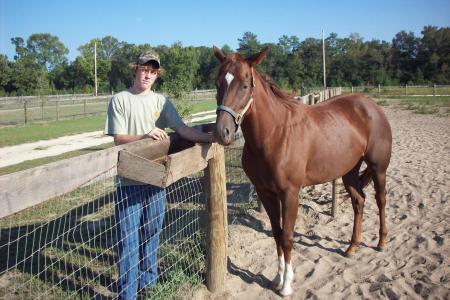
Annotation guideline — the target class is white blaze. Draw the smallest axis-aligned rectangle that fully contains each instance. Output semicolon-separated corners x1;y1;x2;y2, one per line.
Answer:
225;72;234;88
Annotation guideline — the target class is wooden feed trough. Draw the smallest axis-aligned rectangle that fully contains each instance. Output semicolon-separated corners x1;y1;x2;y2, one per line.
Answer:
117;140;214;187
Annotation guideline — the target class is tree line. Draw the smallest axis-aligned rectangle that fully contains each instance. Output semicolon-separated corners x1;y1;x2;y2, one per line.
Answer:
0;26;449;97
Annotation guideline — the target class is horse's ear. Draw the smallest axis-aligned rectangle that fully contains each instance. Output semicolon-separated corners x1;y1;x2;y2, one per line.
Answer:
213;46;226;63
247;46;269;66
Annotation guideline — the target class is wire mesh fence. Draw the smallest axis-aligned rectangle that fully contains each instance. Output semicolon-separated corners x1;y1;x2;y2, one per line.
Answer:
0;136;248;299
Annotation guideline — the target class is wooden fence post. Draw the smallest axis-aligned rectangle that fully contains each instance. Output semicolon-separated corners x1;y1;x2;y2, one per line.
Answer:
205;144;228;293
23;99;28;124
378;84;381;98
331;180;337;217
41;97;45;120
56;99;59;121
433;83;436;96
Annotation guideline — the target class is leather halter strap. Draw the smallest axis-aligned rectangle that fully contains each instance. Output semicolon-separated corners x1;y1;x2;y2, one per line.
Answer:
216;68;255;127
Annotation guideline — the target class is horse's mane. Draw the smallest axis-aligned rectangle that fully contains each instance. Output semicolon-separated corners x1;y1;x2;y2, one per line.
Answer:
259;74;298;106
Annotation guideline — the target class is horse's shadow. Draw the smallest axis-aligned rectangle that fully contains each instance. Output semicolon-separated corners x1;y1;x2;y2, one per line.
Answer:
227;188;361;258
227;258;275;293
293;232;348;256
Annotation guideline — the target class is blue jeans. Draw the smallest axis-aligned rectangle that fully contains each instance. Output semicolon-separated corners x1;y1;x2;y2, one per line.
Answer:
115;185;166;300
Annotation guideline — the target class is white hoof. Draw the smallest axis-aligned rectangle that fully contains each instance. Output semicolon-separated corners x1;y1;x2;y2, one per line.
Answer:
279;284;293;297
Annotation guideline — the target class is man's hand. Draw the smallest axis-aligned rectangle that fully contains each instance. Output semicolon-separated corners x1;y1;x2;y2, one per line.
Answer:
146;128;169;140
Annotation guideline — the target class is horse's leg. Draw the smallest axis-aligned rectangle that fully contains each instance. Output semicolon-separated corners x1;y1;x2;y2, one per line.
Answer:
256;189;284;289
279;187;299;297
342;162;365;256
373;168;388;250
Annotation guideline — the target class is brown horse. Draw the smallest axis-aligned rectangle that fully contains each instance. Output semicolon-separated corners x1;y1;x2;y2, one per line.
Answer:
212;46;392;296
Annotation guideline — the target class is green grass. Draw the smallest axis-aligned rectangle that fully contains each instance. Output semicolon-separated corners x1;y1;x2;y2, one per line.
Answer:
190;99;216;113
0;115;106;147
375;96;450;115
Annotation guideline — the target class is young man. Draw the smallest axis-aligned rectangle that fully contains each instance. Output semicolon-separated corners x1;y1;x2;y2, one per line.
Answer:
104;50;213;300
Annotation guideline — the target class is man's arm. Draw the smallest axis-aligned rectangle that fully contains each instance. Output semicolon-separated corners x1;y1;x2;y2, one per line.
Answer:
175;125;215;143
113;128;169;145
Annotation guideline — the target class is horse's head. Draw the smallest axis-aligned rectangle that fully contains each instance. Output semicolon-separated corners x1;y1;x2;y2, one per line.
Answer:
213;46;269;145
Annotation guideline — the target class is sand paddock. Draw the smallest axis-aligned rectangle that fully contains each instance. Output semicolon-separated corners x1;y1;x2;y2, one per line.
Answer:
195;107;449;299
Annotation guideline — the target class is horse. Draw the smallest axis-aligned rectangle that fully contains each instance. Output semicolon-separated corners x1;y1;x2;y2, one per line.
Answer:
212;46;392;297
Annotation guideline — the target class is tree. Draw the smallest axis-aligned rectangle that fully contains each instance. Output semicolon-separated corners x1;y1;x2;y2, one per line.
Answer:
298;38;323;87
100;36;123;59
0;55;13;95
390;31;419;84
9;54;49;95
238;32;261;57
418;26;450;84
26;33;69;71
78;38;120;93
194;46;220;89
10;37;27;60
159;42;199;99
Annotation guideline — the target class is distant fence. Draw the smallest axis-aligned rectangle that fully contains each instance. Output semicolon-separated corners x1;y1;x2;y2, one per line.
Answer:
0;90;217;126
297;87;342;105
342;84;450;97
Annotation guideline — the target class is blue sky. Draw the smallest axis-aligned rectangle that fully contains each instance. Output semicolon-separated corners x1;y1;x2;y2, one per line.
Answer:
1;0;449;62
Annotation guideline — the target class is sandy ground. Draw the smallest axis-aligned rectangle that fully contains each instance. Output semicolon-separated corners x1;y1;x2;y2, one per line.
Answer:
0;110;216;168
195;107;450;299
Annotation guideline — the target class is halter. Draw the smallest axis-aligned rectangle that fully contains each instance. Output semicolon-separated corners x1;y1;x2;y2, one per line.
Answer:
216;68;256;127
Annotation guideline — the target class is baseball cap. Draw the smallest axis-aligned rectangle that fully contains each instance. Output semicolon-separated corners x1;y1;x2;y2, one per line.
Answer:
137;50;160;68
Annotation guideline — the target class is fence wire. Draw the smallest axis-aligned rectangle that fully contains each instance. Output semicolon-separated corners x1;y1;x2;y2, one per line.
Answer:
0;137;249;300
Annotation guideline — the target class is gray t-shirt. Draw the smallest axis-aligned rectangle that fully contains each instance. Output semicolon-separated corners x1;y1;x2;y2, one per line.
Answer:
104;90;184;185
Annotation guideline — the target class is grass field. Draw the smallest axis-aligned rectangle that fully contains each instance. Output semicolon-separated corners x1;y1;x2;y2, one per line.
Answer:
375;96;450;115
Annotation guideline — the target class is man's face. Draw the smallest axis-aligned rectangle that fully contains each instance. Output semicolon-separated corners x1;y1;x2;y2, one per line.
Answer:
134;65;158;90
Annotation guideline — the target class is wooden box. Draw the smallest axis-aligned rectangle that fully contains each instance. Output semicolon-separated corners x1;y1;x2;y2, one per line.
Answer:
117;128;215;187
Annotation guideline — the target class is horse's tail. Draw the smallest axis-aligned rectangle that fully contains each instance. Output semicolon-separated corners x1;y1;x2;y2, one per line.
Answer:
359;166;373;188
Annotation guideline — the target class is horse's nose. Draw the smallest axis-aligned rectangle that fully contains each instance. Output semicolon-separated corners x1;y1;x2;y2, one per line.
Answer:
222;126;230;139
221;126;233;145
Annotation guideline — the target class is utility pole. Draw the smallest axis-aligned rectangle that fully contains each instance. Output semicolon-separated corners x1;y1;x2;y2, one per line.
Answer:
323;29;337;217
322;30;327;94
94;41;98;96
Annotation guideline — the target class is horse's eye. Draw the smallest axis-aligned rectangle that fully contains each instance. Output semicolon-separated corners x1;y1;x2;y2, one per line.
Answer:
243;84;248;89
